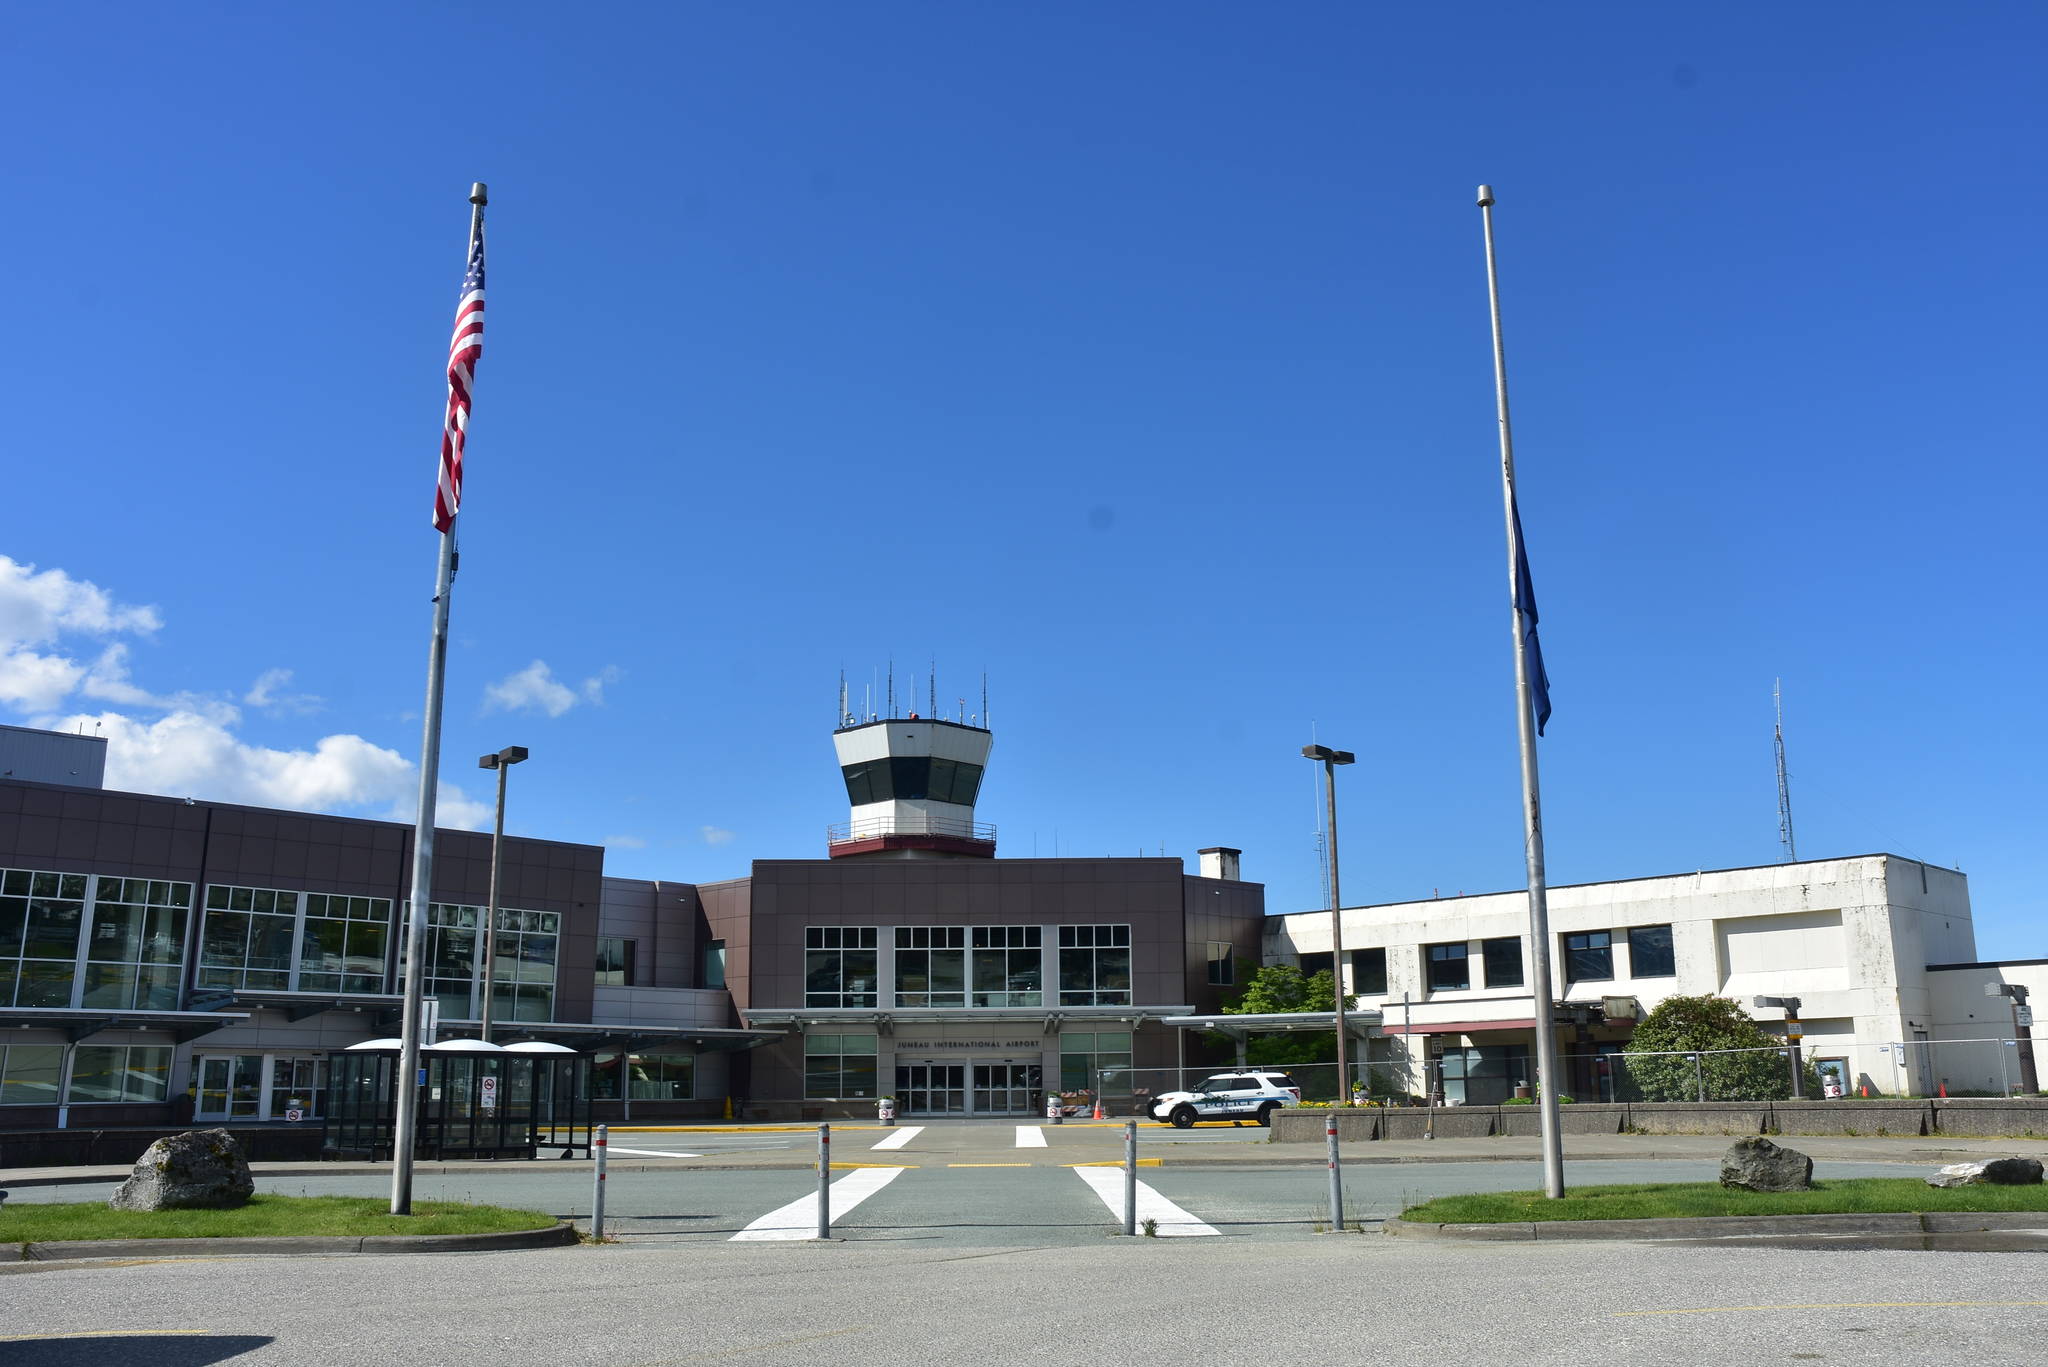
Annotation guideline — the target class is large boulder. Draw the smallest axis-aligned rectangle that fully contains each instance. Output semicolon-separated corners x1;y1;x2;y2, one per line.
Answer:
1927;1157;2046;1189
108;1128;254;1211
1719;1136;1813;1192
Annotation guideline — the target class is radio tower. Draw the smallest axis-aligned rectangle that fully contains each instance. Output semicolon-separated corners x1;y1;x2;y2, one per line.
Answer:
1774;679;1797;863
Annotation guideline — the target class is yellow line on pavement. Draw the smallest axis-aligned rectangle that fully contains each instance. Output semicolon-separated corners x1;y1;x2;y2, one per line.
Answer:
1066;1159;1163;1168
1614;1300;2048;1318
830;1161;917;1169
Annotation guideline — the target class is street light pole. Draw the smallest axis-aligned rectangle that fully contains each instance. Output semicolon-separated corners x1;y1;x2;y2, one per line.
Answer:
1302;745;1355;1104
476;745;529;1040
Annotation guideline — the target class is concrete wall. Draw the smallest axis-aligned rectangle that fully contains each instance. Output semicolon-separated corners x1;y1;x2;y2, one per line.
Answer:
1270;1097;2048;1143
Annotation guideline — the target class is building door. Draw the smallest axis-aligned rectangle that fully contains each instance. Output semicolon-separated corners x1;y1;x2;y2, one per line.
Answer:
971;1062;1040;1115
896;1063;966;1115
194;1054;266;1120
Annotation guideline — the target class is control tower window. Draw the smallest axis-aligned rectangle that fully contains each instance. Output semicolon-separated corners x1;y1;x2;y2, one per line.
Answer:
1058;924;1132;1006
841;759;984;806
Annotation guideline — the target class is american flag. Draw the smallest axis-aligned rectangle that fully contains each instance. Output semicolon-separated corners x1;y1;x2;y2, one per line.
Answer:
433;222;486;533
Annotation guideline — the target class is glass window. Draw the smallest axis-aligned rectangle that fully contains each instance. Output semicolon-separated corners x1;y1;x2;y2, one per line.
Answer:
1297;951;1333;978
1627;924;1675;977
595;936;636;987
594;1048;698;1100
895;926;966;1007
1426;942;1470;992
65;1045;171;1103
1056;925;1131;1006
402;903;559;1021
1482;936;1523;989
970;925;1041;1006
1206;941;1234;987
1565;930;1613;983
0;1043;65;1105
702;939;727;989
198;883;300;992
298;893;390;995
803;1033;878;1099
1058;1030;1134;1095
1;866;92;1008
804;927;876;1006
1350;947;1387;997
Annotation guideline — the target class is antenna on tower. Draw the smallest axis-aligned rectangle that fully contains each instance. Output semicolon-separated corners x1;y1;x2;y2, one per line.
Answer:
838;670;850;727
887;660;895;718
981;674;989;729
929;658;936;719
1774;678;1798;863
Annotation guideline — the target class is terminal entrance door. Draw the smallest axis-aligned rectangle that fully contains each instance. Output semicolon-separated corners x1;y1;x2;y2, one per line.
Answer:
897;1063;966;1115
973;1063;1040;1115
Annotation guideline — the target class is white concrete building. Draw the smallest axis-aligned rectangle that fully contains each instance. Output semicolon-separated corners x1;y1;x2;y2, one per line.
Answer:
1267;854;2024;1102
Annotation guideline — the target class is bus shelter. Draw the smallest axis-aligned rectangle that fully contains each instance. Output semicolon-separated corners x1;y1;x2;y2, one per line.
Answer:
325;1038;592;1160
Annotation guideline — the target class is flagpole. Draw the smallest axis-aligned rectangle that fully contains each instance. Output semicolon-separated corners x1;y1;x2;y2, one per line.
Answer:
391;181;487;1215
1478;184;1565;1199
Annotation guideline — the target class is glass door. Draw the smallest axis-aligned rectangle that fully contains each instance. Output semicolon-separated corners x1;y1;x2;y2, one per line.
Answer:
895;1063;966;1115
194;1054;265;1119
972;1063;1040;1115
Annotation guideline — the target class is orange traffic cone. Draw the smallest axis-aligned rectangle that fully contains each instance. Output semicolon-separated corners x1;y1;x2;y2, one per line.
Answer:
1092;1095;1105;1120
1939;1081;1948;1098
1860;1082;1869;1097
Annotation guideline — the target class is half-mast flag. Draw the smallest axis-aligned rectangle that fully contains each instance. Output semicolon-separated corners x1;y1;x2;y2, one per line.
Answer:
433;222;486;533
1510;493;1552;736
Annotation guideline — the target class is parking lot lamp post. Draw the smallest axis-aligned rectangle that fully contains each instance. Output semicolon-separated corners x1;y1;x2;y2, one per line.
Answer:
1988;984;2039;1095
1302;745;1355;1104
476;745;529;1039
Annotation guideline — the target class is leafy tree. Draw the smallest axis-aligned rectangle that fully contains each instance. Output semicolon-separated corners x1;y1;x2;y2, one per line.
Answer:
1621;994;1819;1101
1214;962;1357;1092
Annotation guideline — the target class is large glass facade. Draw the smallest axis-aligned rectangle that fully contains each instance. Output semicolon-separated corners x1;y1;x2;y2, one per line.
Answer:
0;1043;64;1105
840;757;984;806
1058;1029;1133;1094
82;878;191;1009
66;1045;172;1103
1057;925;1130;1006
296;894;388;994
1;868;89;1007
407;904;560;1021
200;884;391;995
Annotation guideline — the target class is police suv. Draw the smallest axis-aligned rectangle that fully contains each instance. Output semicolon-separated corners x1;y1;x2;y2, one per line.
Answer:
1144;1071;1302;1127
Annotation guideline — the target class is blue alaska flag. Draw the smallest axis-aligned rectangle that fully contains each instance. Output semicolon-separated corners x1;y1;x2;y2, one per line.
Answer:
1511;495;1552;736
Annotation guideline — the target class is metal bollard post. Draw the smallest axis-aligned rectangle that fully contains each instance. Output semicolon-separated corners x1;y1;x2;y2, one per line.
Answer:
816;1123;831;1240
591;1123;608;1242
1122;1119;1137;1236
1326;1109;1344;1234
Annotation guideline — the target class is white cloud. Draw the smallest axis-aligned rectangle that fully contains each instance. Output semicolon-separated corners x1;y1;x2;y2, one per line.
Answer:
483;660;578;717
59;707;491;830
0;648;85;711
482;660;620;717
700;825;736;846
245;667;324;716
603;833;647;850
0;555;161;645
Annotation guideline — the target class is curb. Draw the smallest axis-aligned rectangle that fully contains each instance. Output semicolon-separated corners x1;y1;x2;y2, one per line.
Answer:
1384;1211;2048;1244
3;1220;579;1263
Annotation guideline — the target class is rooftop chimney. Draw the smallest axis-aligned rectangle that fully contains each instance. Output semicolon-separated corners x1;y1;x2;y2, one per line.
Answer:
1198;847;1242;881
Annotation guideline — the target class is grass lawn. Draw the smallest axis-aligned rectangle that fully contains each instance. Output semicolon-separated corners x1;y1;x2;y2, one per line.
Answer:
1402;1179;2048;1224
2;1193;558;1243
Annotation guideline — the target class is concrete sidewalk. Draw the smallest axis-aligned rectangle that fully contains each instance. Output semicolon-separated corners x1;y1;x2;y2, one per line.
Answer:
7;1126;2044;1187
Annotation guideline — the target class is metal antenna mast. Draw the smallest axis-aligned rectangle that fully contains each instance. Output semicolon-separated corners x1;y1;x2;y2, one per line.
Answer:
1774;678;1797;862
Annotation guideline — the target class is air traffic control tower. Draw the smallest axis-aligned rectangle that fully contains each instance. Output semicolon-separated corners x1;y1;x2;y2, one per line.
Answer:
827;710;994;860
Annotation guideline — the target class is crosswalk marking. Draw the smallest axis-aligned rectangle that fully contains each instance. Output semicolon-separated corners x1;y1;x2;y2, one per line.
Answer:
1014;1125;1048;1148
605;1145;701;1158
871;1125;923;1151
1072;1167;1220;1237
730;1166;908;1240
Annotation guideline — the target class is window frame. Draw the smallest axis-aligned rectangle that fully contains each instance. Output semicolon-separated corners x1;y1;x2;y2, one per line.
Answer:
1481;936;1524;989
1426;941;1471;992
1563;929;1614;984
1627;923;1676;978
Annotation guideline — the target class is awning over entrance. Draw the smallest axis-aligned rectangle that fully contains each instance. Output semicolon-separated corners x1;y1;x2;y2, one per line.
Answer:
187;989;404;1023
481;1021;783;1054
0;1006;250;1042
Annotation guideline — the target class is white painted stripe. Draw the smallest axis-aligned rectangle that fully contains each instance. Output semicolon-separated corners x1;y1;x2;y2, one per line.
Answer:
1014;1125;1048;1148
605;1145;701;1158
730;1166;908;1241
1073;1166;1220;1237
871;1125;924;1151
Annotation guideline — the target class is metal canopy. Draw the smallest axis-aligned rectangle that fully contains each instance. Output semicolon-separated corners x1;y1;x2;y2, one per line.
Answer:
487;1022;783;1055
740;1005;1198;1035
200;989;406;1023
0;1006;250;1043
1158;1009;1384;1043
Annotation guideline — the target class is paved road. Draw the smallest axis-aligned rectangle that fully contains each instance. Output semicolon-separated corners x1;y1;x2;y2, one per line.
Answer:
3;1236;2046;1366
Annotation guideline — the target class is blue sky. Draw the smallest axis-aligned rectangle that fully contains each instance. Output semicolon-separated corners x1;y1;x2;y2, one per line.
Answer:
3;5;2042;953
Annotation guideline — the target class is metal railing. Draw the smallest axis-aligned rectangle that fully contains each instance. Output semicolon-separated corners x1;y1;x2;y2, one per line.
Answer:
825;814;996;845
